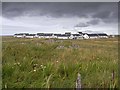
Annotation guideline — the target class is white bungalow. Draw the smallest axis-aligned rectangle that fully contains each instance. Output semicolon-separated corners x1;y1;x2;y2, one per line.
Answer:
44;33;54;38
54;34;70;39
83;33;89;39
83;33;98;39
25;34;36;38
14;33;28;38
14;32;108;40
97;33;108;38
37;33;54;39
37;33;45;38
83;33;108;39
70;34;83;39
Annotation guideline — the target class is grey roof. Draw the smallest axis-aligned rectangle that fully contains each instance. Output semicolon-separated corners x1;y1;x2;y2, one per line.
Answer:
37;33;53;36
72;34;81;36
14;33;29;35
87;34;98;36
26;34;36;36
97;33;108;36
55;34;71;37
86;33;108;37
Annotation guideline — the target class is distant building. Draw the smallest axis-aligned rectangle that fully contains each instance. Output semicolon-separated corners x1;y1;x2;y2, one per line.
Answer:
14;32;108;39
70;34;83;39
83;33;89;39
54;34;70;39
36;33;45;38
25;34;36;38
83;33;108;39
37;33;54;38
97;33;108;38
14;33;29;38
78;32;83;35
65;32;71;35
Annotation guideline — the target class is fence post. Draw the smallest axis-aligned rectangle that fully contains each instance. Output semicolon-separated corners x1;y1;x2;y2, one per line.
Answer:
76;73;81;90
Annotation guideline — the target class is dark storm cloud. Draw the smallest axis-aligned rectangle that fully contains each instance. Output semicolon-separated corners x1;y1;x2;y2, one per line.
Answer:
2;2;100;18
2;2;118;23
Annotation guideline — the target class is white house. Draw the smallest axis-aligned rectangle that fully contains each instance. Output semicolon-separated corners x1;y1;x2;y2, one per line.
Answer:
70;34;83;39
14;32;108;40
97;33;108;38
25;34;36;38
54;34;70;39
14;33;28;38
83;33;108;39
44;33;53;38
88;34;99;39
37;33;54;39
83;34;98;39
83;34;89;39
36;33;45;38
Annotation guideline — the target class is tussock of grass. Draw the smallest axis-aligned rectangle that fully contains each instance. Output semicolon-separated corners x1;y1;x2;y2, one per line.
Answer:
2;37;118;88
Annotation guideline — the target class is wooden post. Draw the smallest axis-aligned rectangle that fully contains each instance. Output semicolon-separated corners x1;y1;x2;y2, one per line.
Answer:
76;73;81;90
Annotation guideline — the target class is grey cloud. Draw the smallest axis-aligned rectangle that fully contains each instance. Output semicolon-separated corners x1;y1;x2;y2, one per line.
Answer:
92;3;118;23
87;19;100;25
2;2;118;23
93;11;111;19
75;18;100;28
74;22;89;27
0;2;2;16
118;3;120;23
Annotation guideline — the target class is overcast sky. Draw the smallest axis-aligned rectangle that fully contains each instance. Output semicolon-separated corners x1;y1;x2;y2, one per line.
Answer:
2;2;118;35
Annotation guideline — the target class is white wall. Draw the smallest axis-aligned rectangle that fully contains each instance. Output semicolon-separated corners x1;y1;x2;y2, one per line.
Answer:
25;36;34;38
14;35;24;38
83;34;89;39
89;36;98;39
57;37;68;39
98;36;108;38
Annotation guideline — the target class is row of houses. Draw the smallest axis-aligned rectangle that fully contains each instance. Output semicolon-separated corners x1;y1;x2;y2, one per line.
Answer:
14;32;108;39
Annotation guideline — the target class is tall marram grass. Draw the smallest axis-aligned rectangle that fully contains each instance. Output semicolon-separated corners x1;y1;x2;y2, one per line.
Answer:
2;36;118;88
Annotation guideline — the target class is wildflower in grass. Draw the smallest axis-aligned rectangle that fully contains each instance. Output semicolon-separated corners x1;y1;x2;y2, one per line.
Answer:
14;63;17;65
76;73;81;89
56;60;58;63
112;70;115;81
40;64;46;70
14;62;21;66
17;62;20;65
44;66;46;69
33;69;36;72
5;83;7;88
21;43;25;44
41;64;43;67
33;64;38;66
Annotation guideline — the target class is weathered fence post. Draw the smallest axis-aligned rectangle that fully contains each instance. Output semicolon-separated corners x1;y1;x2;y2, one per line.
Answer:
76;73;81;90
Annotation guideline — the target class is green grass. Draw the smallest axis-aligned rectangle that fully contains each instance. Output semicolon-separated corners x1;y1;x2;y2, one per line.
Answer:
2;36;118;88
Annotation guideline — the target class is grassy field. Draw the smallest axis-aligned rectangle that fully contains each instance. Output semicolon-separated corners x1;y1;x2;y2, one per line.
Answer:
2;36;118;88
